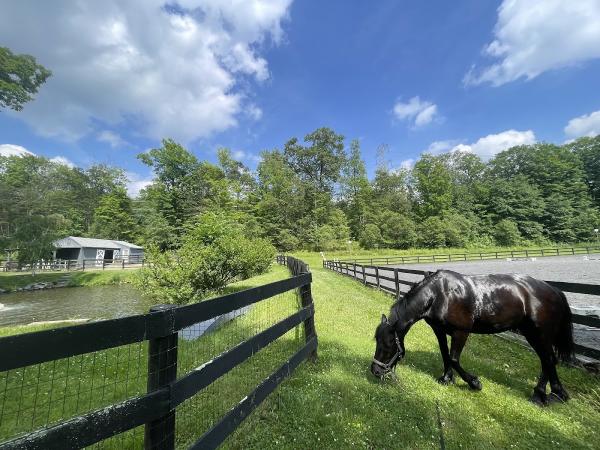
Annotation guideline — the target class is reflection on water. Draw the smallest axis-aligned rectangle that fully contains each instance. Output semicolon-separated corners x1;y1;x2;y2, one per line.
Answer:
0;285;156;327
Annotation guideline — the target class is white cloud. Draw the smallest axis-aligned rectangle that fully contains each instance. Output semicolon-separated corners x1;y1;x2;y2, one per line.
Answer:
97;130;130;148
0;144;35;157
231;149;261;164
0;1;291;142
450;130;536;159
50;156;75;168
393;96;439;127
126;172;153;198
426;140;459;154
466;0;600;86
564;110;600;138
0;143;75;166
246;104;263;121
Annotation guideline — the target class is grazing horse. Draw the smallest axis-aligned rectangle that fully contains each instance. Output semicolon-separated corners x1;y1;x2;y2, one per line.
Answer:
371;270;574;405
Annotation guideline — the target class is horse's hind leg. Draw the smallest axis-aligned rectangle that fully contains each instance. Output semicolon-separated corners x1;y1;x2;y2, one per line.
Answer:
431;325;454;384
449;331;482;390
522;328;569;404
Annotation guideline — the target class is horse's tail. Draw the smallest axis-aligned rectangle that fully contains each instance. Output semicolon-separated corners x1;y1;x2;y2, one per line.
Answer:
553;290;574;363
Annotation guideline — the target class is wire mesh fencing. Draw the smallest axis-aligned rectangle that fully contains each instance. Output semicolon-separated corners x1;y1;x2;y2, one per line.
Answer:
0;257;316;449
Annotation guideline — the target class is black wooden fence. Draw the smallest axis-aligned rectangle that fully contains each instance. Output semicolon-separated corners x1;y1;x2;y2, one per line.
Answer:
0;257;316;449
338;245;600;266
324;259;600;361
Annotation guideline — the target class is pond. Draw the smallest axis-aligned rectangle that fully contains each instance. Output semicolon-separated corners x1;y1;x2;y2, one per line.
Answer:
0;285;156;327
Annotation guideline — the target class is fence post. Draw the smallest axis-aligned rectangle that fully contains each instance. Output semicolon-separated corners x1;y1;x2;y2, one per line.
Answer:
145;304;178;450
299;274;318;361
394;269;400;297
362;265;367;284
375;267;380;289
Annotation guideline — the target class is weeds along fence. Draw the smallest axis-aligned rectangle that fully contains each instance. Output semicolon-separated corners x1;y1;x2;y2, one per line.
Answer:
323;259;600;362
0;258;316;449
338;245;600;266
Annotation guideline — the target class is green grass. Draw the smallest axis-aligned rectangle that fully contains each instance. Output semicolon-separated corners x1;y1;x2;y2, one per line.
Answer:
0;269;138;292
227;263;600;449
1;262;598;449
292;242;600;269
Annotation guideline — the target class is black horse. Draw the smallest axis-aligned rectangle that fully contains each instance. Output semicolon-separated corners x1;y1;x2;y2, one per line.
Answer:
371;270;574;405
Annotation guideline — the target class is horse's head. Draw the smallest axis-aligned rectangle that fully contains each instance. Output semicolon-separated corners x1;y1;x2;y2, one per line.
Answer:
371;314;405;378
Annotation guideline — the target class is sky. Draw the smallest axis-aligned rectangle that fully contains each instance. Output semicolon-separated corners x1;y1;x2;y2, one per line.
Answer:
1;0;600;196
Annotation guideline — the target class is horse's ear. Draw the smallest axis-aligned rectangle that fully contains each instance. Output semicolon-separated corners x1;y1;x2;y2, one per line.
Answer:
381;314;387;325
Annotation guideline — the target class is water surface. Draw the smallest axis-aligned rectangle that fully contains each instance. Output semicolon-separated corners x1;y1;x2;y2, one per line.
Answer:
0;285;155;327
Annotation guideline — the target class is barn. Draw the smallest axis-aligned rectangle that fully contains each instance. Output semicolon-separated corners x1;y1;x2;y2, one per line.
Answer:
53;236;144;266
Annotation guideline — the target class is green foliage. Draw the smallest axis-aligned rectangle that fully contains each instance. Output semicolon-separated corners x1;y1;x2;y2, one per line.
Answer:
135;212;275;304
90;188;138;241
359;223;382;250
0;47;51;111
412;154;453;217
378;211;417;249
493;219;522;246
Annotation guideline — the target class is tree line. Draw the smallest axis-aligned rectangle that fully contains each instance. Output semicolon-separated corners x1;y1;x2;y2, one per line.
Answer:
1;129;599;263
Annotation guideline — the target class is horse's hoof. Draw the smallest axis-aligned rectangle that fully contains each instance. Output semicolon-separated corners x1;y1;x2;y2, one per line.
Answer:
530;392;547;407
469;377;482;391
548;390;569;403
437;374;454;385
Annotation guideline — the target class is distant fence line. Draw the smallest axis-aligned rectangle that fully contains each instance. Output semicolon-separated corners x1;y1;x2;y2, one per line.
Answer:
1;255;145;272
335;245;600;266
0;256;316;449
323;259;600;362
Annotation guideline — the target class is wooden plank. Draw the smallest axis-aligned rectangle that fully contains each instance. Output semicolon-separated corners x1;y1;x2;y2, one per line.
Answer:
171;305;313;407
172;273;310;333
0;388;170;449
572;314;600;328
190;337;317;450
545;281;600;296
0;273;311;372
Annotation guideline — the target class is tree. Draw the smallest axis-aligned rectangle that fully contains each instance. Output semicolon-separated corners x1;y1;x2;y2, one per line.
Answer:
359;223;382;250
494;219;522;246
0;47;52;111
567;136;600;207
412;154;453;217
340;139;372;239
283;127;346;193
90;188;138;241
378;211;417;249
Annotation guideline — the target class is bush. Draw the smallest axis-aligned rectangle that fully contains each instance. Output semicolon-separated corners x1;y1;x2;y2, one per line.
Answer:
359;223;382;249
378;211;417;249
418;216;446;248
494;219;522;246
135;212;275;304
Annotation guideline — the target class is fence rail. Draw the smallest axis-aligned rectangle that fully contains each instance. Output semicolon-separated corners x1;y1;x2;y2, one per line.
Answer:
336;245;600;266
0;257;316;449
323;259;600;361
1;256;146;272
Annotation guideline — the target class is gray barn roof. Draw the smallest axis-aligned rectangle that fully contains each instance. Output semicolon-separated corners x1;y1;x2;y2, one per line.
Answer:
54;236;142;249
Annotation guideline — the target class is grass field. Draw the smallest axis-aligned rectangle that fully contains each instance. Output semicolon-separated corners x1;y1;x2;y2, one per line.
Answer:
228;260;600;449
1;261;599;449
0;269;138;292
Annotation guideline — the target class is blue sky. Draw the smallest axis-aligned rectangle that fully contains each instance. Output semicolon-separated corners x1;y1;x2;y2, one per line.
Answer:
1;0;600;194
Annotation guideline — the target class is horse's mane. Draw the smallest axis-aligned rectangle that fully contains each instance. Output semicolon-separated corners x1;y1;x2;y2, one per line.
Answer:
388;270;438;324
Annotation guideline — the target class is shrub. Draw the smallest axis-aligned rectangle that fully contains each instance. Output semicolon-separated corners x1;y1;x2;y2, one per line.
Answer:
359;223;382;249
379;212;417;249
494;219;522;246
135;212;275;304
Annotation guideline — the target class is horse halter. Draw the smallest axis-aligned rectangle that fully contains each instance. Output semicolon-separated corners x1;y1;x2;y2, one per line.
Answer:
372;332;402;373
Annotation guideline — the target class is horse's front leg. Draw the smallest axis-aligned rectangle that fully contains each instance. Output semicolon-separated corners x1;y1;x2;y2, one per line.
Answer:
431;325;454;384
450;331;482;390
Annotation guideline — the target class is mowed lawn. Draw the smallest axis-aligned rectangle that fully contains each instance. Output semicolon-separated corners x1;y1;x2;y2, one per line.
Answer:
229;263;600;449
